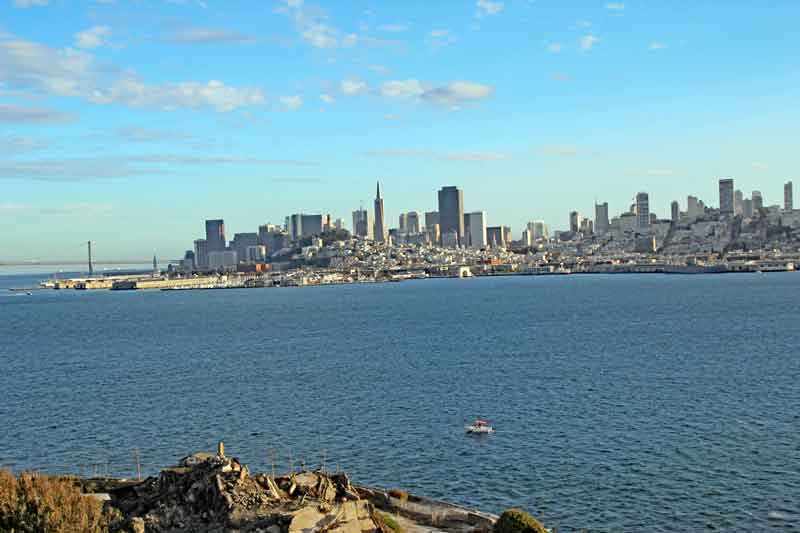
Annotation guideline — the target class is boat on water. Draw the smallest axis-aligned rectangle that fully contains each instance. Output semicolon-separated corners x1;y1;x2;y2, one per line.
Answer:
465;419;494;434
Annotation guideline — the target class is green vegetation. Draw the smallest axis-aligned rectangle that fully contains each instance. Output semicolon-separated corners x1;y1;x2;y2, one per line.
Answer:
0;470;113;533
387;488;409;502
493;508;548;533
374;510;403;533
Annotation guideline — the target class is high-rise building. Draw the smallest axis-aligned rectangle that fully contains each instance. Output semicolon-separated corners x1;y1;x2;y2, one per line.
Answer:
231;232;260;264
529;221;549;241
743;198;754;218
579;218;593;235
687;195;701;219
398;213;407;233
719;178;734;216
636;192;650;231
785;181;793;211
464;211;487;250
300;214;323;237
569;211;582;233
406;212;422;234
334;218;344;230
437;186;464;246
194;238;208;270
374;182;386;243
734;190;744;215
287;214;303;241
752;190;764;211
594;202;609;235
486;226;505;248
205;219;226;252
352;209;373;239
671;200;680;223
424;211;439;230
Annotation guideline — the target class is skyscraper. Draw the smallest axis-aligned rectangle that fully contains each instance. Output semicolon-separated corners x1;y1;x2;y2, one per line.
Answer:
398;213;407;233
300;214;323;237
352;209;373;239
486;226;504;248
569;211;582;233
636;192;650;231
743;198;754;218
464;211;487;250
595;202;609;235
719;178;734;216
734;189;744;215
687;195;701;219
529;221;549;241
752;190;763;211
671;200;680;223
785;181;793;211
194;238;208;270
374;182;386;243
437;186;464;246
287;214;303;241
406;212;422;234
205;219;226;252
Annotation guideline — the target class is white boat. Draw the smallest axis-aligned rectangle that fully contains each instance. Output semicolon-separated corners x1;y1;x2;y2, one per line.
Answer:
466;419;494;434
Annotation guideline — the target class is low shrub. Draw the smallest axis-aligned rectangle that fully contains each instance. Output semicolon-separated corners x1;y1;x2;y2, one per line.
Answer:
374;510;403;533
0;469;112;533
493;508;548;533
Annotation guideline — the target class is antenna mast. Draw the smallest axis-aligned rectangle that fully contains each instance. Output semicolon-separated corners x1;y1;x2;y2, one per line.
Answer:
87;241;94;276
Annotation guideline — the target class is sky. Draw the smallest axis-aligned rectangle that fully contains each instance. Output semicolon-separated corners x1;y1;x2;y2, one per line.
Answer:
1;0;798;261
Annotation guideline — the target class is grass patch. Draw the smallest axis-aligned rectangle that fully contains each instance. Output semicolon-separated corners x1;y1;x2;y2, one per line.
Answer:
375;510;403;533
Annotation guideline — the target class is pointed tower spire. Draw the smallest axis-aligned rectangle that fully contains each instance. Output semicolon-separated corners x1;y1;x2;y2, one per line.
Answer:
376;181;381;199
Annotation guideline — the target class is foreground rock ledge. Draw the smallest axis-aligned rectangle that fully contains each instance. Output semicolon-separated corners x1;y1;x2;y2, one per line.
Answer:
89;451;499;533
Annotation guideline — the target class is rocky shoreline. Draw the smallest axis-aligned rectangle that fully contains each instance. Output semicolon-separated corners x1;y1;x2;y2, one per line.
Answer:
79;445;504;533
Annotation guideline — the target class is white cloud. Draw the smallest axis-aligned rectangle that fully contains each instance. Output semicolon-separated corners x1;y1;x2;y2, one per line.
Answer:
476;0;504;16
340;77;368;95
378;23;410;33
604;3;625;10
280;95;303;110
116;126;191;142
0;33;265;112
13;0;49;7
378;80;493;108
547;42;562;53
0;104;75;124
428;29;457;49
169;27;255;44
75;26;111;49
364;149;510;161
278;0;358;49
649;42;668;50
580;34;600;51
380;79;424;99
341;33;358;47
320;93;335;104
302;23;338;48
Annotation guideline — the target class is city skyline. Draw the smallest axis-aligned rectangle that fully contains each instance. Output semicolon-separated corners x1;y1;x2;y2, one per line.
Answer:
1;1;799;260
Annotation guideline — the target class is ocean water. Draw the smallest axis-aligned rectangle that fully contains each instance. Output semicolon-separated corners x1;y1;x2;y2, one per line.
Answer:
1;272;798;532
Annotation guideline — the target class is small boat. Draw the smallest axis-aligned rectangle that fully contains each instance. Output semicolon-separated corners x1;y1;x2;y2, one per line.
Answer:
466;419;494;434
25;292;32;296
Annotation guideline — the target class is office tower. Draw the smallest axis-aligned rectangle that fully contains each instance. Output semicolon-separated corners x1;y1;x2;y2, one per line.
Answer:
530;220;549;241
687;195;700;219
486;226;504;248
205;219;226;252
437;186;465;246
427;223;440;244
231;232;260;263
398;213;407;233
734;190;744;215
374;182;386;243
671;200;680;223
352;209;373;239
569;211;582;233
743;198;754;218
424;211;440;231
287;214;303;241
464;211;487;249
502;226;512;245
594;202;609;235
636;192;650;231
521;229;532;247
579;218;593;235
194;239;208;270
752;190;763;211
406;212;422;234
785;181;794;211
301;214;323;237
719;178;734;216
334;218;344;230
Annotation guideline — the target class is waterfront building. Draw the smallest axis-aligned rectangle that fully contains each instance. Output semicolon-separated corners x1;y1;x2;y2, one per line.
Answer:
374;182;387;243
208;250;237;271
441;230;459;248
246;245;267;263
352;209;373;239
785;181;793;211
595;202;609;235
636;192;650;232
743;198;754;218
734;190;744;215
752;190;764;211
569;211;582;233
438;186;465;246
193;238;208;270
406;211;422;234
486;226;505;248
719;178;734;216
231;232;260;264
671;200;680;223
464;211;487;249
205;219;226;253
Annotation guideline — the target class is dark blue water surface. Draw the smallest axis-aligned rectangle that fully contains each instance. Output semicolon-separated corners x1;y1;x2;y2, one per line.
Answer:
1;272;799;532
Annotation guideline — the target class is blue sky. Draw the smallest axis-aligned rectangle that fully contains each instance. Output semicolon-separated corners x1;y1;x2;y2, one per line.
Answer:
1;0;798;260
